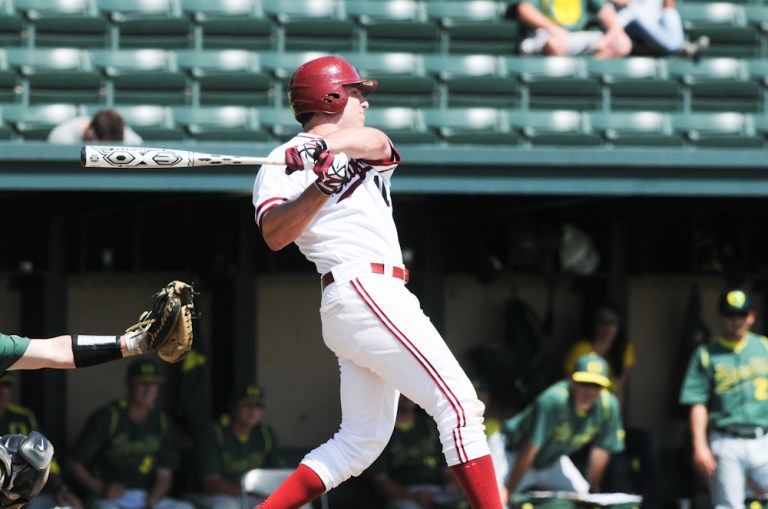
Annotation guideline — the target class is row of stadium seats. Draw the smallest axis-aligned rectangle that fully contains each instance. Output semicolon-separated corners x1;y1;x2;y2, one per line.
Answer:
1;49;767;113
2;103;768;148
0;0;767;57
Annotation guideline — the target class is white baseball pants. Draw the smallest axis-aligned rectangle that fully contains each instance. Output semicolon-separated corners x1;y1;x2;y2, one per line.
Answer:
301;264;489;491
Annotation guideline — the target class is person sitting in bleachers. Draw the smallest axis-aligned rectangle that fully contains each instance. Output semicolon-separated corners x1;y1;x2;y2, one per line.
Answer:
47;108;142;145
186;384;286;509
516;0;632;58
611;0;709;57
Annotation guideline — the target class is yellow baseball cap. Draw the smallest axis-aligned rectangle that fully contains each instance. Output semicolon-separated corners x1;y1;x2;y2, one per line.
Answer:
571;353;611;389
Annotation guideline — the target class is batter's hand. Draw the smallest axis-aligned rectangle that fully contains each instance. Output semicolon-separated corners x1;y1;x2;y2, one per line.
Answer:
313;151;351;196
285;139;328;175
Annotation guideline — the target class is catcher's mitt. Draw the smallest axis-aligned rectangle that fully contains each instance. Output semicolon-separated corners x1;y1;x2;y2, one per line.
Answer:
126;281;195;363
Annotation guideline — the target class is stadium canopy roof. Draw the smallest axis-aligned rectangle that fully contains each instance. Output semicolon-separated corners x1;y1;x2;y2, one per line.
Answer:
1;143;767;196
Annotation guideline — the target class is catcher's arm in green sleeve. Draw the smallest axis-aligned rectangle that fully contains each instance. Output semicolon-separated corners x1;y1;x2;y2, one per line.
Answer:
4;280;196;372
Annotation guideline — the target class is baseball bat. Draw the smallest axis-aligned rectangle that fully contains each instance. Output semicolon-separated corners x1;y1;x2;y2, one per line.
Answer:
81;146;285;168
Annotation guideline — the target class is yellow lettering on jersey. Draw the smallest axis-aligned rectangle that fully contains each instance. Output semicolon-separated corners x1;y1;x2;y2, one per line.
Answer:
713;357;768;395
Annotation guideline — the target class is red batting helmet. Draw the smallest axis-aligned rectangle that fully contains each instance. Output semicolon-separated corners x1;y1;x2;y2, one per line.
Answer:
288;56;377;121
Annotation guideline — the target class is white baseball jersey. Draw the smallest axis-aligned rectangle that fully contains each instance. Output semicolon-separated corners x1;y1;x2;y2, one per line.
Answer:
252;133;403;275
251;134;491;492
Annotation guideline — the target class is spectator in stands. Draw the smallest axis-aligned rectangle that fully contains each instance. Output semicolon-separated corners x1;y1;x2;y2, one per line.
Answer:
64;359;193;509
187;383;285;509
368;395;467;509
611;0;709;57
0;373;83;509
47;109;142;145
497;354;625;503
516;0;632;57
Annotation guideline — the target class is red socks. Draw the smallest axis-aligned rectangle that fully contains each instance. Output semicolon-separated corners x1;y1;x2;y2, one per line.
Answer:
255;464;326;509
449;454;504;509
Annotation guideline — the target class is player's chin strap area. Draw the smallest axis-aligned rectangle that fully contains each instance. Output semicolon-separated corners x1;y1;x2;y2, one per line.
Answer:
0;432;54;509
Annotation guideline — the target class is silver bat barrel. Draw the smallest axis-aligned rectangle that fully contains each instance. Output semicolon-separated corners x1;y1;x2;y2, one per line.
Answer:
81;146;284;168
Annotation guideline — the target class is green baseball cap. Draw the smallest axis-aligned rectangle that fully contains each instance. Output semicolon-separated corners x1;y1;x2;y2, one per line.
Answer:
126;359;164;384
571;353;611;389
232;384;267;407
718;289;752;314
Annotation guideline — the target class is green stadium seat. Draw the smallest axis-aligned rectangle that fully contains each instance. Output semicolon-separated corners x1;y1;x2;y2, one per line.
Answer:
744;58;768;108
671;112;763;147
173;105;269;142
7;47;104;104
425;0;518;55
590;111;683;146
258;106;301;142
346;0;440;53
424;54;519;108
264;0;357;52
424;107;519;145
0;12;24;47
586;57;682;112
82;103;184;141
91;49;190;105
2;103;79;140
97;0;194;49
177;50;273;106
505;56;601;111
678;3;760;58
754;114;768;142
0;50;22;103
745;5;768;58
508;109;602;146
344;52;439;109
180;0;275;50
667;58;761;112
14;0;109;48
364;107;437;144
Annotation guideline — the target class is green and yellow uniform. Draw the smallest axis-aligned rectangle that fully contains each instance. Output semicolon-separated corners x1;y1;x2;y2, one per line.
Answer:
520;0;606;31
0;402;37;436
368;409;445;485
196;414;284;485
69;398;177;490
504;380;625;469
680;333;768;428
0;333;31;372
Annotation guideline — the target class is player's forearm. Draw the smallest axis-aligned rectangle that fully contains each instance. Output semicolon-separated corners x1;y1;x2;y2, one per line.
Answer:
10;336;76;370
690;404;710;450
148;468;173;505
65;459;106;496
323;127;390;160
587;447;611;492
506;442;538;493
260;185;330;251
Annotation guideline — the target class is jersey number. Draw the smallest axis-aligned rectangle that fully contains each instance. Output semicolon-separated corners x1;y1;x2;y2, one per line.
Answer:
754;378;768;400
373;175;391;207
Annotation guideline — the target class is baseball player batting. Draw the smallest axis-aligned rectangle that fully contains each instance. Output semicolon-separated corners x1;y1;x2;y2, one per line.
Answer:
252;56;502;509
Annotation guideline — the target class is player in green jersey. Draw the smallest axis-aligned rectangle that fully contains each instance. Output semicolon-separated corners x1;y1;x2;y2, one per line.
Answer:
679;289;768;509
498;354;625;504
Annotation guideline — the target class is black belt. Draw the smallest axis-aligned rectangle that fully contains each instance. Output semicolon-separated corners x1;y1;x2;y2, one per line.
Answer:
715;426;768;439
321;263;410;290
